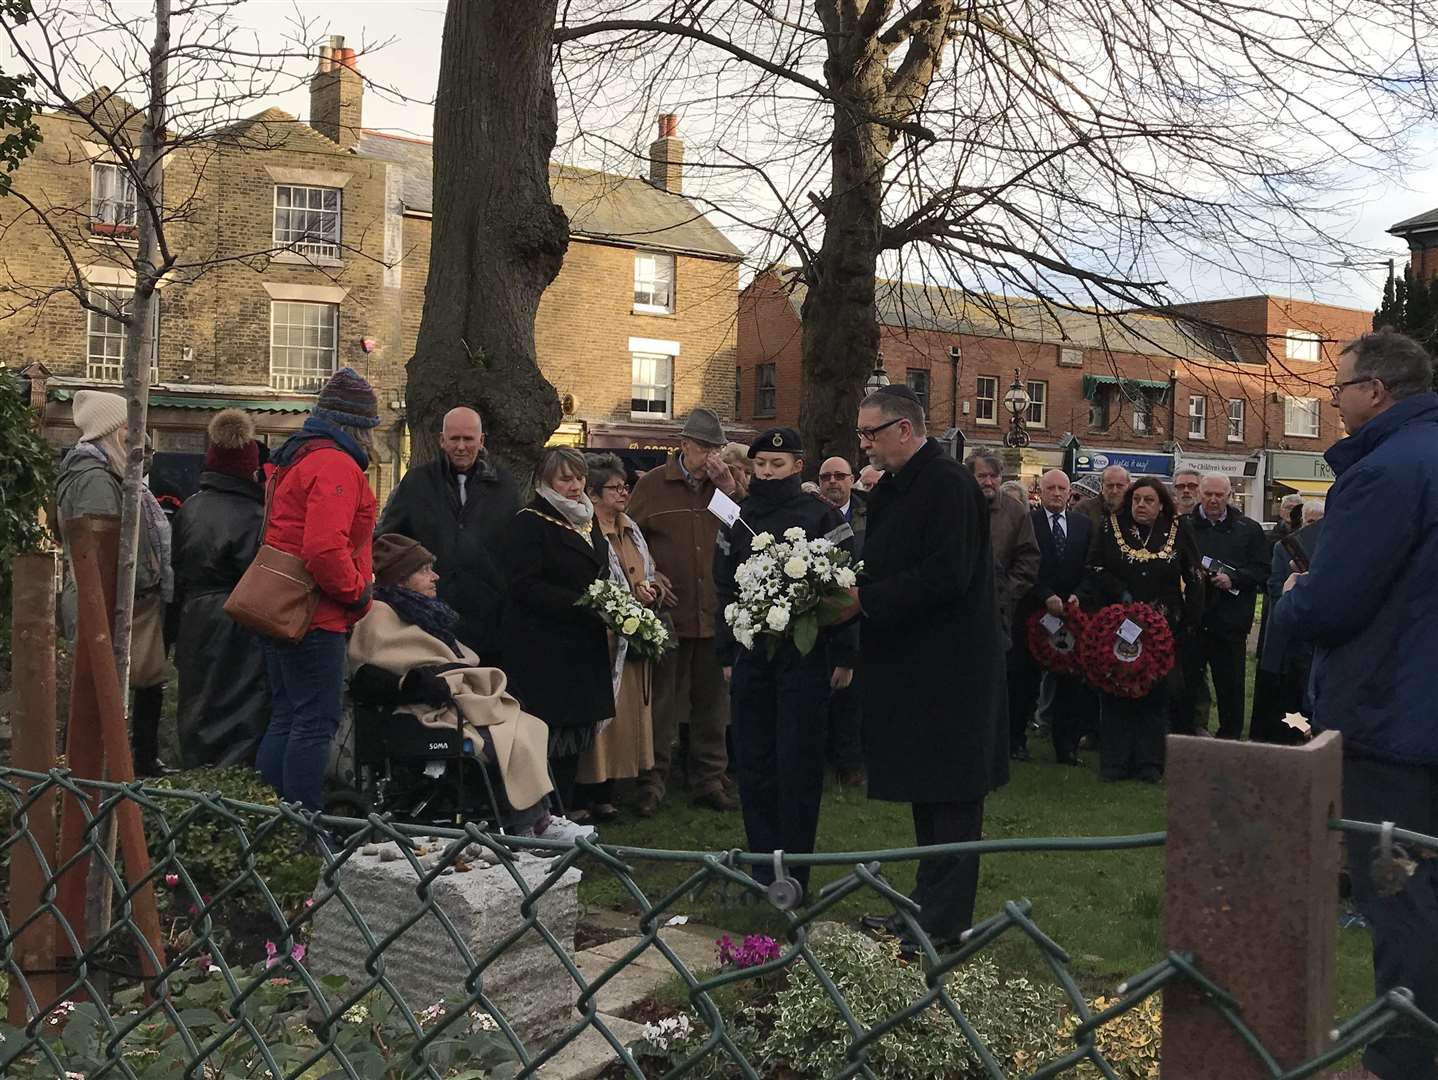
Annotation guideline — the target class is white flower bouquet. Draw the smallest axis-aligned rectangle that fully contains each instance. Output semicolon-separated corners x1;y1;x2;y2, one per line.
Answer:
724;527;860;656
576;578;673;659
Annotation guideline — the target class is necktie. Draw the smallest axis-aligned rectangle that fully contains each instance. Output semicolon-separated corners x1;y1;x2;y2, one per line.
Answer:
457;473;468;507
1052;513;1066;557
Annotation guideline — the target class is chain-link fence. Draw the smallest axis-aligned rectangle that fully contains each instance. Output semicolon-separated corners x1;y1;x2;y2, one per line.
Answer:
0;766;1434;1080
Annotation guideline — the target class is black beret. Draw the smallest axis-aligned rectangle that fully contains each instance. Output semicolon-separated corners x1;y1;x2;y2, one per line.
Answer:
872;384;922;405
749;426;804;457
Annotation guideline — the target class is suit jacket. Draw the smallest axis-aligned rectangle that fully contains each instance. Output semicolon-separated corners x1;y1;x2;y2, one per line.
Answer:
1029;507;1093;608
841;491;868;558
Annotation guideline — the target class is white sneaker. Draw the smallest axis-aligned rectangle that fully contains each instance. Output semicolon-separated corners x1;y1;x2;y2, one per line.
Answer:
538;814;596;843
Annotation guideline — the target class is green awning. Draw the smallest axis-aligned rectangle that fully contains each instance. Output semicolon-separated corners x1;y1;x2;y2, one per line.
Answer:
49;387;312;413
1082;374;1170;400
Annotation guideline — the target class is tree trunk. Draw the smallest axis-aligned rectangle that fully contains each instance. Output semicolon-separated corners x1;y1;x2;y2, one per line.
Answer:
407;0;568;482
798;105;892;471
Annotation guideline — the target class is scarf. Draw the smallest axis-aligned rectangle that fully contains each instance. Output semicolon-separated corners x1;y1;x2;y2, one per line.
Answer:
69;441;174;601
272;415;370;471
538;483;594;530
374;585;464;658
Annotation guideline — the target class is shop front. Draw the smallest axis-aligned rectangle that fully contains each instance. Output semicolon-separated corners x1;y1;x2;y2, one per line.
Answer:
1175;450;1263;519
1072;448;1174;480
1267;450;1334;515
967;442;1066;489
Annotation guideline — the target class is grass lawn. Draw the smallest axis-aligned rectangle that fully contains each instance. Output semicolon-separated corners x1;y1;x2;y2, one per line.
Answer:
579;731;1376;1022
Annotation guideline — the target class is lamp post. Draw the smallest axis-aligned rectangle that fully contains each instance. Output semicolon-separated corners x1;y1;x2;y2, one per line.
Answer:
865;357;890;395
1002;368;1032;449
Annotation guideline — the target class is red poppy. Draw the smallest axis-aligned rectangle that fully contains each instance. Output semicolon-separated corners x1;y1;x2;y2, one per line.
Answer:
1026;601;1090;676
1078;602;1175;699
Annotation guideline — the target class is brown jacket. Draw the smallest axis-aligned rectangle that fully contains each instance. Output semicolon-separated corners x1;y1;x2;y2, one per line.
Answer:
989;494;1041;639
628;454;721;639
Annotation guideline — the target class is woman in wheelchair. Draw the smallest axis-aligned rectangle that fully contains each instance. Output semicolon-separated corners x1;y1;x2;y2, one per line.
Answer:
348;534;579;839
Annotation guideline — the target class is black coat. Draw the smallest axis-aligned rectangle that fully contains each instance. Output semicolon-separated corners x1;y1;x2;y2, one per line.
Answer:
1080;511;1206;634
498;497;614;732
1017;507;1093;630
1187;507;1270;638
713;475;859;669
170;471;270;768
376;453;520;658
857;440;1005;804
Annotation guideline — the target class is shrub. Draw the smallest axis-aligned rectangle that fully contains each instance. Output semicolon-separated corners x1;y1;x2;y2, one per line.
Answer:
761;927;1066;1079
144;766;322;914
0;959;519;1079
1057;994;1162;1080
0;371;55;664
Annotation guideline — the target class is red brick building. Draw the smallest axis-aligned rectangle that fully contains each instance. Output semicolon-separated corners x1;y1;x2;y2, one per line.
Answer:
1389;207;1438;280
738;269;1370;518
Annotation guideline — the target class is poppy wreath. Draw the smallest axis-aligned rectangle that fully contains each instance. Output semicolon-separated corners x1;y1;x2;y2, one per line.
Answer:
1078;601;1175;699
1025;600;1089;676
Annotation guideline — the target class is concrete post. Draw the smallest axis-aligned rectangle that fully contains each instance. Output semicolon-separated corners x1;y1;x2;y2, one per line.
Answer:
7;551;61;1023
1161;730;1343;1077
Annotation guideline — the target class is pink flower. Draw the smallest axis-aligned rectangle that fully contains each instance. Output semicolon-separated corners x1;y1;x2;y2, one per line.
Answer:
291;943;306;963
715;933;780;969
264;940;306;969
164;873;179;887
304;898;315;909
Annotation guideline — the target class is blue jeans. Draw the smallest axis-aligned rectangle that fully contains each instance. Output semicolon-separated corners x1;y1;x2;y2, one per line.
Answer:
257;630;347;812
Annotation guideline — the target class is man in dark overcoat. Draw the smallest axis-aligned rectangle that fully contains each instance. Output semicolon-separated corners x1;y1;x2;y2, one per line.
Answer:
846;385;1005;954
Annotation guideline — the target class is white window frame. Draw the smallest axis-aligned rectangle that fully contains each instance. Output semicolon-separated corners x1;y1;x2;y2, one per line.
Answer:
1133;392;1155;436
1026;379;1047;427
90;161;138;232
1226;398;1244;442
630;351;674;420
1284;396;1321;438
269;300;339;392
1188;394;1206;439
86;287;157;382
755;363;777;417
1285;329;1320;362
975;375;998;425
273;184;342;260
633;251;676;314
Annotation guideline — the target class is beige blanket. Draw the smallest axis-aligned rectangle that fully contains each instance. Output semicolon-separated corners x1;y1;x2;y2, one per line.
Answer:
347;601;553;810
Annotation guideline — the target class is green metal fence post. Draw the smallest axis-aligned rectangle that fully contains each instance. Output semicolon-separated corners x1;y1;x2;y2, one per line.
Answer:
1161;729;1343;1077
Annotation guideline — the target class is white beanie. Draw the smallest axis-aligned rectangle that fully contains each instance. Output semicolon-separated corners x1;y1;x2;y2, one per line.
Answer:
73;390;128;442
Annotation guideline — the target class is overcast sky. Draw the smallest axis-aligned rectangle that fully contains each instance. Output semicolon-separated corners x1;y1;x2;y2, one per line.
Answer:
19;0;1438;312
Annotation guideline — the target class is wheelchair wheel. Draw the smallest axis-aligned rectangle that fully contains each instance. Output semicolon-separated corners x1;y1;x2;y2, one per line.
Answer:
324;787;371;822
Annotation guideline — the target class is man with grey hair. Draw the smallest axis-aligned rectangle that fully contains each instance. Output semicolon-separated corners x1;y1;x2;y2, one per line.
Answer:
1273;327;1438;1080
849;385;1004;956
1075;464;1130;527
1172;468;1201;516
1183;472;1268;738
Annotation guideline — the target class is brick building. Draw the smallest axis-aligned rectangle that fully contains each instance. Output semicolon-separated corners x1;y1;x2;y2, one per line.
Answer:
738;269;1370;517
0;39;743;498
1389;207;1438;280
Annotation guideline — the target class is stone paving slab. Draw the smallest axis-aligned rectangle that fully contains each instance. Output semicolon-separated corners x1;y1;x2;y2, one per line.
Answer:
584;929;719;978
536;1013;646;1079
576;950;676;1016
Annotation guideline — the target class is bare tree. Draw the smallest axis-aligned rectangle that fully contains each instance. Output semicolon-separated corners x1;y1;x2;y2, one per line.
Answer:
549;1;1438;464
0;0;388;694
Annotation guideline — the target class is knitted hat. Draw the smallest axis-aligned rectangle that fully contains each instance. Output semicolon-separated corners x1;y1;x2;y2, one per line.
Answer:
203;408;260;479
373;533;436;586
72;390;128;441
312;367;381;429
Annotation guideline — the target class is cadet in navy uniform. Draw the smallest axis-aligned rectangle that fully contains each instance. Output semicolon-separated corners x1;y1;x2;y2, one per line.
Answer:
714;427;859;898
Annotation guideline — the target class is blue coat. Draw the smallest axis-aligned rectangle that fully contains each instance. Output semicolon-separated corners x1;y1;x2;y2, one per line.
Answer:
1270;392;1438;763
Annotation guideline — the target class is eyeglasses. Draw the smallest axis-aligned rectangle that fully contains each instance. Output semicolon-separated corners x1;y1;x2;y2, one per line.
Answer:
855;417;904;442
601;483;629;494
1328;376;1377;402
818;471;852;482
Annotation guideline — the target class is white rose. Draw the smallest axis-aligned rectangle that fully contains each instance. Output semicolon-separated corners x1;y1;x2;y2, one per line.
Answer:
766;605;791;632
834;567;856;588
783;527;805;542
783;556;807;579
752;532;773;551
735;628;755;649
621;616;641;635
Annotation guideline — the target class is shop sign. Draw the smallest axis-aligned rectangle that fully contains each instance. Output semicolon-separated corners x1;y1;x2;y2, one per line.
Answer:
1268;450;1334;482
1176;453;1255;478
1073;450;1174;477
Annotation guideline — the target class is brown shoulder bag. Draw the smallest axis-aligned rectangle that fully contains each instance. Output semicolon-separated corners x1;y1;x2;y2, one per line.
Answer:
223;465;320;643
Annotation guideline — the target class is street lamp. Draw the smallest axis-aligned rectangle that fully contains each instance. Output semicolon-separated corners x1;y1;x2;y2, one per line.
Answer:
865;356;890;395
1003;368;1032;448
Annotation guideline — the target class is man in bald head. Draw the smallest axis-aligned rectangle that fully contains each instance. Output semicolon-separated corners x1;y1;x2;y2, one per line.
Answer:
376;406;520;659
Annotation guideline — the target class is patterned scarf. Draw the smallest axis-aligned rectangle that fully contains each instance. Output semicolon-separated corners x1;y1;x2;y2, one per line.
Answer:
374;585;465;658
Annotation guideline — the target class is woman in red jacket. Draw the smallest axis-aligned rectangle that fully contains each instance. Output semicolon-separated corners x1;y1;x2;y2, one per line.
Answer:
255;368;379;812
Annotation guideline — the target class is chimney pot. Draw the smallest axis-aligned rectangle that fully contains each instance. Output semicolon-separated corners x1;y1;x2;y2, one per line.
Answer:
658;113;678;138
311;32;362;148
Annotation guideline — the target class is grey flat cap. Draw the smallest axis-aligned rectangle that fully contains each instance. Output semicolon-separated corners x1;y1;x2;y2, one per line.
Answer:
678;407;726;446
